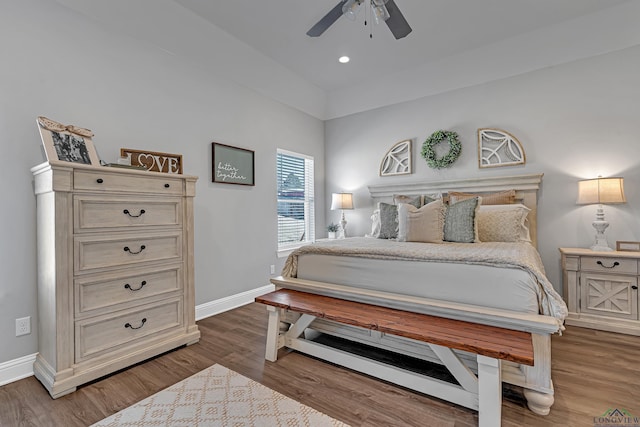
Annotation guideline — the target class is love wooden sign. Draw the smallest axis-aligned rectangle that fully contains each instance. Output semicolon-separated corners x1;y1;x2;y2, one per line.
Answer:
120;148;183;174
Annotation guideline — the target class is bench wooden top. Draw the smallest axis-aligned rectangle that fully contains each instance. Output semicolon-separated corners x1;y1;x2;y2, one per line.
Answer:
256;289;534;366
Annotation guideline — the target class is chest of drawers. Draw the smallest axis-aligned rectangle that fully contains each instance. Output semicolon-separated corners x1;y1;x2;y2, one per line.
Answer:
32;162;200;398
560;247;639;335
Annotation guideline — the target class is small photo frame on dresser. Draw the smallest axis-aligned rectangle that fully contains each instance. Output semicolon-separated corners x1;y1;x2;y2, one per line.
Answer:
37;116;100;166
616;241;640;252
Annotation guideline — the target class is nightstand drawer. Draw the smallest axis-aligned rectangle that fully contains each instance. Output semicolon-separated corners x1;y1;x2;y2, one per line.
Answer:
74;195;182;232
74;169;183;195
74;231;182;273
75;297;183;362
75;264;182;315
581;256;637;274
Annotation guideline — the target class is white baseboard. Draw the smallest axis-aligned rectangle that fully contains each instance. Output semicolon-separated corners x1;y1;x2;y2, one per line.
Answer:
195;283;275;320
0;353;37;387
0;285;275;388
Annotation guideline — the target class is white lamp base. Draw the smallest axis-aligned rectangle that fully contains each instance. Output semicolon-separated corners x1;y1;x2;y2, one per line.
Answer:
339;211;347;239
590;219;613;252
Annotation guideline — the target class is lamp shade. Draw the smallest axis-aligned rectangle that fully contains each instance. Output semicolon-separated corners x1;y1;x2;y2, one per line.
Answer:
577;177;626;205
331;193;354;210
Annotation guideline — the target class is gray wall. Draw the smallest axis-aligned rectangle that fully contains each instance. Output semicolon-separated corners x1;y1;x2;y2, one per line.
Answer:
325;45;640;293
0;1;324;364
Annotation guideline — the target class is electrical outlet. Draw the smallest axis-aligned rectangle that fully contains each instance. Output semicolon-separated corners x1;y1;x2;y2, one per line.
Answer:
16;316;31;336
270;265;275;275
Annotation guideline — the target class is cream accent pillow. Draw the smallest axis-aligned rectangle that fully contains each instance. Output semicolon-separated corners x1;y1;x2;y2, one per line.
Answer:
393;194;422;206
449;189;516;205
397;199;444;243
477;204;531;242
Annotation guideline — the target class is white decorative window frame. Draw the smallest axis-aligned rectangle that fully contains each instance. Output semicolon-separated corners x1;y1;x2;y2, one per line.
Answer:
477;128;526;168
380;139;412;176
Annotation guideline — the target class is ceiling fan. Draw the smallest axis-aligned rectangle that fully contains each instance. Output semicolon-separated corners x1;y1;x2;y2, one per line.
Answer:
307;0;412;40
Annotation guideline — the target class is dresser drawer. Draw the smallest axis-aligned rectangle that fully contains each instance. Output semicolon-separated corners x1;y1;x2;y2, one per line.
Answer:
74;169;183;195
75;264;182;315
75;297;183;362
74;195;182;232
580;256;638;274
75;231;182;273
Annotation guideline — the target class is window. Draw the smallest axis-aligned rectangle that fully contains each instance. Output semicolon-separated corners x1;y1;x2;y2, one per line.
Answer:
277;149;315;251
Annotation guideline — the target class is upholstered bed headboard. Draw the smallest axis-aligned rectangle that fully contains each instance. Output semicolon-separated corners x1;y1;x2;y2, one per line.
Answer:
367;173;544;248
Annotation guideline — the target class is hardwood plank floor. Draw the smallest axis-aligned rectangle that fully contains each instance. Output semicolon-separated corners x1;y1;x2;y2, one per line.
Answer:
1;303;638;426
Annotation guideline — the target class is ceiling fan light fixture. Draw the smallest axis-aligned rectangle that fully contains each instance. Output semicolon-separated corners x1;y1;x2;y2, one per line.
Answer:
371;2;390;24
342;0;362;21
306;0;411;40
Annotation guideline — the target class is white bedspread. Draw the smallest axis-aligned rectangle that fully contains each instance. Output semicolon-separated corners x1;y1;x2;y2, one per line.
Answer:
283;237;568;323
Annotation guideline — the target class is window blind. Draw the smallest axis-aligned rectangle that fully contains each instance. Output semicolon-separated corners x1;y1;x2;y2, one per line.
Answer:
277;149;315;249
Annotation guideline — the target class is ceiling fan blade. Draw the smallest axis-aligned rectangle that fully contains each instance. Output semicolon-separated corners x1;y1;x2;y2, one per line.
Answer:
306;1;345;37
384;0;412;39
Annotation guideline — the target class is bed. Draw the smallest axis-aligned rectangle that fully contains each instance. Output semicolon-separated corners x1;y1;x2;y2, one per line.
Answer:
271;173;568;416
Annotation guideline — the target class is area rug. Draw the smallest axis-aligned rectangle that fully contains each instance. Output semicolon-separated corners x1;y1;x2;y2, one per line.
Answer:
92;364;348;426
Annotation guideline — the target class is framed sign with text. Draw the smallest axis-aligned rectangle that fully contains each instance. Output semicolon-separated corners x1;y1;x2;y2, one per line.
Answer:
212;142;255;186
120;148;183;174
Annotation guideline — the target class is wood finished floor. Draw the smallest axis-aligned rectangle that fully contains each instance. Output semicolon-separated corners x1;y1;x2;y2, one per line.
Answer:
1;302;639;426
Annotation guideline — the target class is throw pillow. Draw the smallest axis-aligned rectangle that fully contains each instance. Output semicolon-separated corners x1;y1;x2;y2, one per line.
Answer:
378;202;399;239
477;204;531;242
448;189;516;205
443;197;480;243
398;199;444;243
392;194;423;207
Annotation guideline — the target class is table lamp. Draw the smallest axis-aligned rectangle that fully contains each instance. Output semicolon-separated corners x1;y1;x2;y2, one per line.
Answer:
577;176;626;251
331;192;354;238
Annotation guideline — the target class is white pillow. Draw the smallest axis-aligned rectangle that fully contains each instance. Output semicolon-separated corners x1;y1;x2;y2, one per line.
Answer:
366;209;381;238
477;204;531;242
397;199;444;243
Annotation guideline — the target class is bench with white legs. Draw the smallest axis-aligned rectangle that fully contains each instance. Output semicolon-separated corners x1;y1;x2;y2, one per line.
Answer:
256;289;534;427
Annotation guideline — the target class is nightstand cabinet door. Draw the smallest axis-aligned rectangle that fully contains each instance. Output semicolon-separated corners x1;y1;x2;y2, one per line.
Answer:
579;272;638;320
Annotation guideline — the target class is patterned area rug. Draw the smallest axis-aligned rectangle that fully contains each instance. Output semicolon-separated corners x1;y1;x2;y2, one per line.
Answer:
92;364;348;426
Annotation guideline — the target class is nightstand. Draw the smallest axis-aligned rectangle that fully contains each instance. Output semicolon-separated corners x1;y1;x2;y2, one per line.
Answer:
560;247;640;335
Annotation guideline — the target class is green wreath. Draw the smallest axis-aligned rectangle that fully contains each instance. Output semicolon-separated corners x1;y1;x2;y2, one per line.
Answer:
421;130;462;169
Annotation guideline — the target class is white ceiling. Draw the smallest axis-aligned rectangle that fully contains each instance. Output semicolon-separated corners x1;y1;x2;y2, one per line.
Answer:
174;0;626;91
55;0;639;119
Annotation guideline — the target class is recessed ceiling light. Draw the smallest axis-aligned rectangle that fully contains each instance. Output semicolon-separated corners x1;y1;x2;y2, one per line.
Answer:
338;56;350;64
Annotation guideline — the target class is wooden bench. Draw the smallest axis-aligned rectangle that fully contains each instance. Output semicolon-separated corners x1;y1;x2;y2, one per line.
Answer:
256;289;534;427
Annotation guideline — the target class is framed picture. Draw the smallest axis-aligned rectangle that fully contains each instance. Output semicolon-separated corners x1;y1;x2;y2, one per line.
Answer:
37;116;100;166
120;148;183;174
212;142;255;186
616;241;640;252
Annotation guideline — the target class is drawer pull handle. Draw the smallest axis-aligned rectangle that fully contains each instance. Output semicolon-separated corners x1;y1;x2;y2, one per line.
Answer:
633;286;638;290
124;318;147;330
596;260;620;269
124;245;146;254
96;178;104;184
124;280;147;291
164;183;170;188
123;209;146;218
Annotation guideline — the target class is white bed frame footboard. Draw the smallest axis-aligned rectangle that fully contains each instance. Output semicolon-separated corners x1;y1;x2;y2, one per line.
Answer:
272;276;560;416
